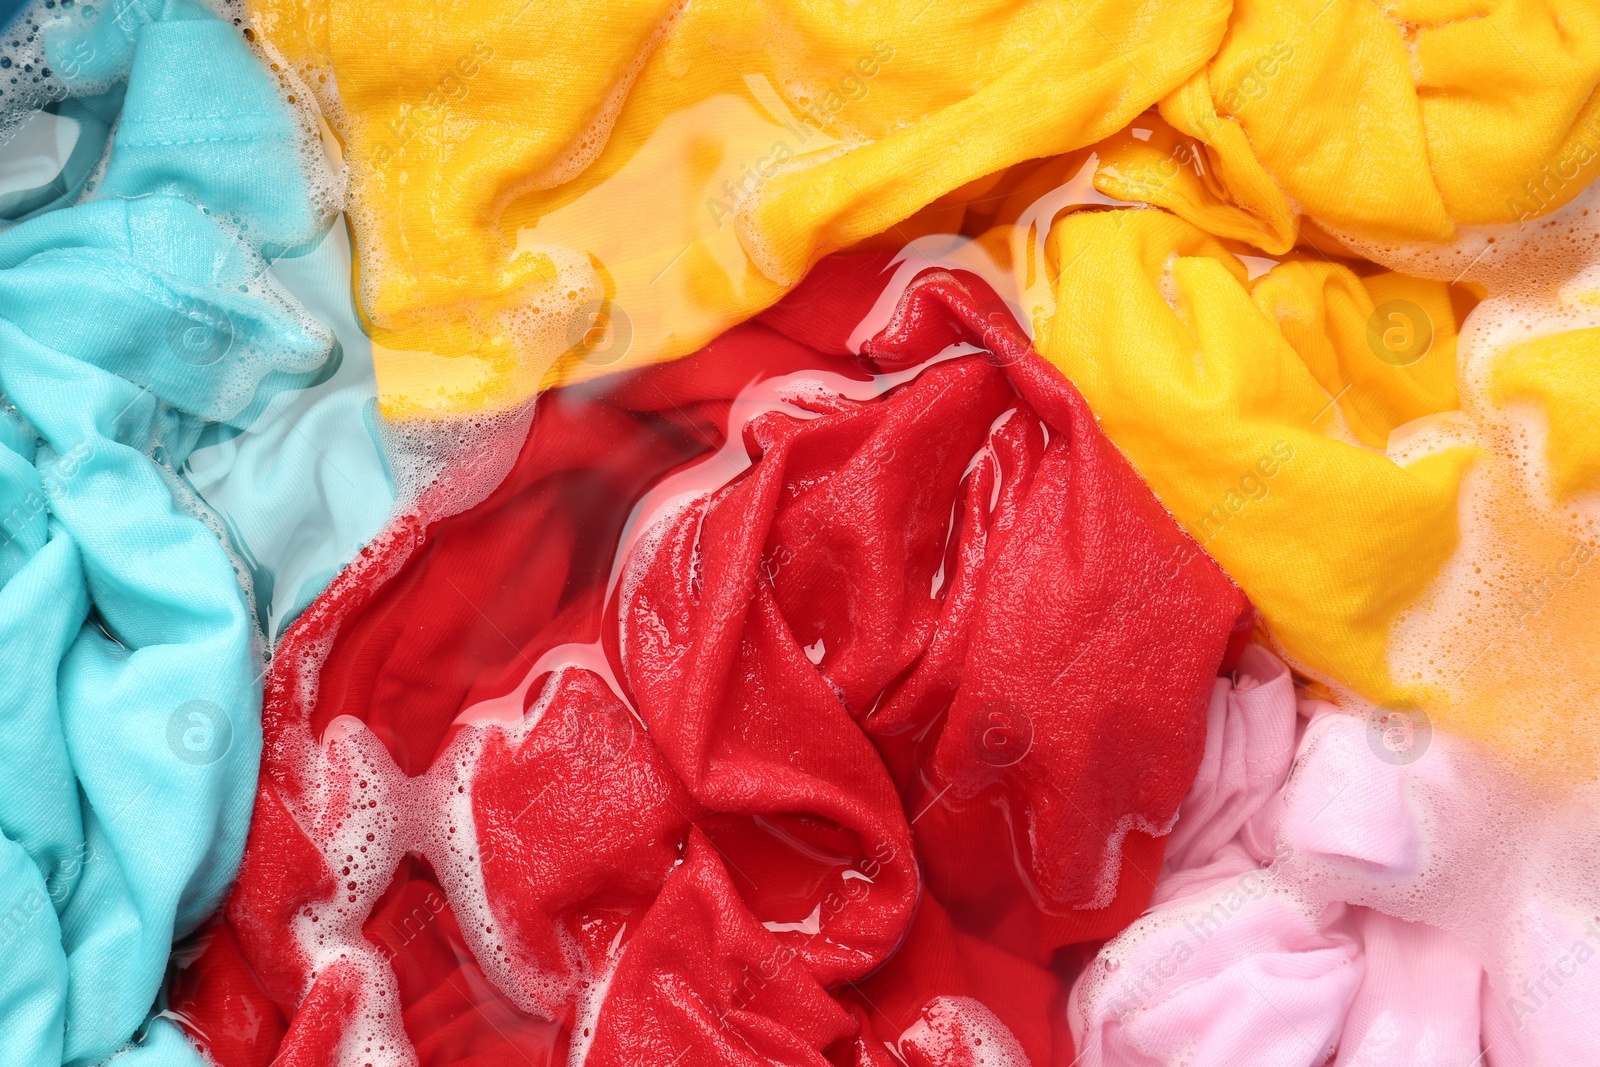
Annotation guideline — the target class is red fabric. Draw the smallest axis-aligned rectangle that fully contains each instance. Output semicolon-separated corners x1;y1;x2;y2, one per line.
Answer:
170;257;1250;1067
166;919;286;1067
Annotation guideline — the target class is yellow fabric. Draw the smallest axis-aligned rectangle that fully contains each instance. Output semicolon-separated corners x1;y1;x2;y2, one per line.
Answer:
247;0;1231;417
1164;0;1600;245
1022;208;1474;700
1493;327;1600;499
244;0;1600;761
1091;116;1297;255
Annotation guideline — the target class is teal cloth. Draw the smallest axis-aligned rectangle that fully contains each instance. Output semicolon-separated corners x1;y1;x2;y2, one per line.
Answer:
183;222;395;642
0;0;389;1063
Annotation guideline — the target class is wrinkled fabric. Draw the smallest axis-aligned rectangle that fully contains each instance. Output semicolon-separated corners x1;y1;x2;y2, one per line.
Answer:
170;259;1249;1065
237;0;1600;419
1161;0;1600;245
1492;325;1600;499
1020;207;1473;705
1070;648;1566;1066
244;0;1233;416
0;1;355;1063
182;222;395;641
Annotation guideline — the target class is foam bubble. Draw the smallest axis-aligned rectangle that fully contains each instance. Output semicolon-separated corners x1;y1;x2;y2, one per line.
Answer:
898;996;1032;1067
275;665;617;1067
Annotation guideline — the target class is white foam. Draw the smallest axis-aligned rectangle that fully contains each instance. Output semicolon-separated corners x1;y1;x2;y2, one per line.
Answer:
276;665;625;1067
897;996;1032;1067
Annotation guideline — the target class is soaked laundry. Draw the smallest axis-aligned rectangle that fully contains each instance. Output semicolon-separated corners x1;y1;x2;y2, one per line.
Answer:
1071;646;1600;1066
1;0;1600;1063
243;0;1235;416
167;262;1250;1066
0;1;351;1064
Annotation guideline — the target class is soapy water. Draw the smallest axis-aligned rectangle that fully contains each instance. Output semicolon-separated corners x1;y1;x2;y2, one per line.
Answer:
248;335;1073;1067
1;0;1598;1059
812;139;1600;1061
0;0;395;645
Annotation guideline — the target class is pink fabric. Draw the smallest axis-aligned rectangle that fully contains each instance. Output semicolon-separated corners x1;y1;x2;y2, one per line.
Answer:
1071;648;1500;1067
1335;910;1482;1067
1156;645;1297;897
1485;896;1600;1067
1279;712;1419;878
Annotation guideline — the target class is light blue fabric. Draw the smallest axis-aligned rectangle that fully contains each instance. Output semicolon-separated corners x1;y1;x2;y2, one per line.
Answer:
184;222;395;641
0;0;391;1063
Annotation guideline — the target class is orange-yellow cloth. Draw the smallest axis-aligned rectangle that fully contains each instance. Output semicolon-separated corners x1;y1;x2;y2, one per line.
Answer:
246;0;1231;417
1160;0;1600;248
1493;327;1600;499
1021;208;1475;701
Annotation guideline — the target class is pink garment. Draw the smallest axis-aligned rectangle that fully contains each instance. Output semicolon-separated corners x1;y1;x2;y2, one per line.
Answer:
1279;711;1419;879
1071;646;1493;1067
1483;895;1600;1067
1336;910;1483;1067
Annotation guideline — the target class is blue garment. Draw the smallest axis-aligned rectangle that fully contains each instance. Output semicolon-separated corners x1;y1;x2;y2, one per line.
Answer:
0;0;389;1062
184;222;395;642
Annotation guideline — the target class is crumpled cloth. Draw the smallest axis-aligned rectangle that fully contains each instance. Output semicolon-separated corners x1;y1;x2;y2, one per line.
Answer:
181;221;395;642
1492;325;1600;500
1021;207;1474;709
1161;0;1600;246
169;258;1250;1066
243;0;1234;416
0;0;365;1062
240;0;1600;417
1070;646;1600;1066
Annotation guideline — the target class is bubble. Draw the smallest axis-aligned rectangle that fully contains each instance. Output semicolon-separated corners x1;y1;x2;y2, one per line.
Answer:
1365;699;1432;765
166;699;234;766
1366;299;1433;366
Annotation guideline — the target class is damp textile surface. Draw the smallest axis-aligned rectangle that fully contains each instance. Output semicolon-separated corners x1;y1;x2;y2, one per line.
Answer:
1070;645;1600;1065
165;260;1253;1066
0;1;347;1065
244;0;1236;416
0;1;397;1064
240;0;1600;418
8;0;1600;1063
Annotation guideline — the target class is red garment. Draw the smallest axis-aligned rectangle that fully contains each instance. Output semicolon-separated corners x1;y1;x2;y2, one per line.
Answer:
170;259;1250;1067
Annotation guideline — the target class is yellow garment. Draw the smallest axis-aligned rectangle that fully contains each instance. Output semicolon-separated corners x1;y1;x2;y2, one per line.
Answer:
1160;0;1600;246
247;0;1231;417
1492;327;1600;499
1021;208;1474;700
